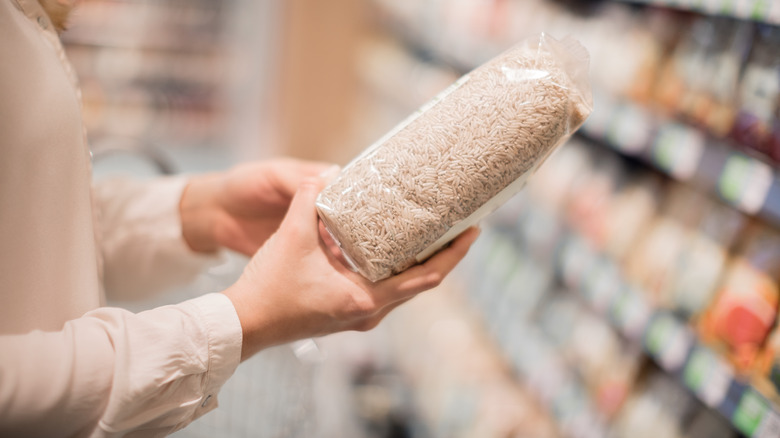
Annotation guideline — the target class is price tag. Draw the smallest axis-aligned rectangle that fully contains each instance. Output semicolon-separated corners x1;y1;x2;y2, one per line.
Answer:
653;123;705;180
684;347;710;392
560;237;594;290
718;155;773;214
734;389;769;437
699;356;733;409
684;347;733;408
757;410;780;438
659;322;692;371
736;0;769;20
609;290;630;333
701;0;723;14
645;315;673;357
645;314;691;371
612;286;651;341
584;259;621;314
607;103;653;155
721;0;737;15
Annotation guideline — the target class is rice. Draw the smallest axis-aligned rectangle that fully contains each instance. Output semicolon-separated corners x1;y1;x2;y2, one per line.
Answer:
316;34;592;281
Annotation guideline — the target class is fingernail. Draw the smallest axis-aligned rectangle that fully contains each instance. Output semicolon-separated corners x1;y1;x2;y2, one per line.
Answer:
319;165;341;183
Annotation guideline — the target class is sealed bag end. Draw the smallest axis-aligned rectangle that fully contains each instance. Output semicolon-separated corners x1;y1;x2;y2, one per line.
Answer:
512;33;594;129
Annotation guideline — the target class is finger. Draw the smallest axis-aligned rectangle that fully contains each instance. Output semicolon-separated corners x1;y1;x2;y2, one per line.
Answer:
272;160;336;198
317;224;360;277
319;221;350;265
380;227;480;299
280;176;327;241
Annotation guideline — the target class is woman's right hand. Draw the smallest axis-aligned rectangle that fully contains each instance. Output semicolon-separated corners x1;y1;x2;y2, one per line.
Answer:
222;175;479;361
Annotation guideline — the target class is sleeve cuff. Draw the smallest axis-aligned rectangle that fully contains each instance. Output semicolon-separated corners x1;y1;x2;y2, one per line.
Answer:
186;293;243;416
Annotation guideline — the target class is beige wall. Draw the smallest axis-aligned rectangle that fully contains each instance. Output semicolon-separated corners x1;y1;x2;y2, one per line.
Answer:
275;0;365;164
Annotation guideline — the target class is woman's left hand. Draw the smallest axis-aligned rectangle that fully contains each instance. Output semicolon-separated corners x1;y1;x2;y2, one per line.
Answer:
179;158;333;256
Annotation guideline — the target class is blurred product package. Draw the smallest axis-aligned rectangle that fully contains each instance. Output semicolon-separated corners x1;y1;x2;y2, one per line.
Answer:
732;24;780;161
698;225;780;373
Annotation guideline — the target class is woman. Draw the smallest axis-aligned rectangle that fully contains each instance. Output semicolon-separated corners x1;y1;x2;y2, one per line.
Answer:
0;1;478;436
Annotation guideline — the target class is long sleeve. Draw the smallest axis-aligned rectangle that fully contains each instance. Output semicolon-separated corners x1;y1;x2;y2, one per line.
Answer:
94;176;226;302
0;293;243;438
1;2;244;436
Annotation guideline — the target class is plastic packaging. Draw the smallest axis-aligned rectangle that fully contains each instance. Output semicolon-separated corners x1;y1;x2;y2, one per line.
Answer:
316;33;593;281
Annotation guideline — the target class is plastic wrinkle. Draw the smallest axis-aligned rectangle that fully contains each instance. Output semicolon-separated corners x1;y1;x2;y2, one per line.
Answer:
316;33;594;282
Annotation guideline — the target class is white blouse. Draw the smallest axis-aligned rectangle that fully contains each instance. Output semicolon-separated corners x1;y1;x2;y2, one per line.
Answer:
0;0;243;436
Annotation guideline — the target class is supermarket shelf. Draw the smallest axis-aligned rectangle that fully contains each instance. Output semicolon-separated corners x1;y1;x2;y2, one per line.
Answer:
613;0;780;25
555;231;780;438
579;96;780;229
506;325;608;438
61;0;222;53
469;266;609;438
371;0;780;231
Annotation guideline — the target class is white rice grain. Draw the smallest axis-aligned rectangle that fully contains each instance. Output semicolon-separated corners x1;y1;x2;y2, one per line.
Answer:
316;34;592;281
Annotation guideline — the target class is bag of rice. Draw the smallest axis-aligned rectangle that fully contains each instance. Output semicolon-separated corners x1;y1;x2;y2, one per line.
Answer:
316;33;593;281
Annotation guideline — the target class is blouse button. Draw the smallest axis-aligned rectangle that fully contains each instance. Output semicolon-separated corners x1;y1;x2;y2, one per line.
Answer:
37;16;47;29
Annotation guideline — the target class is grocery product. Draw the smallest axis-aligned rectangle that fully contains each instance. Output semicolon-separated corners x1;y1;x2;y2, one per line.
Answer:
602;172;663;262
527;139;592;214
676;18;743;131
612;369;697;438
698;225;780;372
316;33;592;281
537;291;641;418
732;24;780;159
699;21;754;138
564;147;625;250
668;201;746;321
654;16;702;114
624;184;709;308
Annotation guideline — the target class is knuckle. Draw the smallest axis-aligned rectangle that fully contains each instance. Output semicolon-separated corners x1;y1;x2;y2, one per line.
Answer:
344;293;379;319
425;270;444;287
355;318;381;332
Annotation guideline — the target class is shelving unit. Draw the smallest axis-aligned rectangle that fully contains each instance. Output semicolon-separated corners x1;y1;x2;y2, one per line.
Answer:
61;0;230;150
464;232;611;438
614;0;780;25
557;231;780;437
370;0;780;227
360;0;780;436
580;97;780;228
463;177;780;436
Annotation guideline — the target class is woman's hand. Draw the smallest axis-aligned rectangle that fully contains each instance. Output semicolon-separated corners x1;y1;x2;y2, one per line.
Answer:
222;175;480;360
179;159;332;256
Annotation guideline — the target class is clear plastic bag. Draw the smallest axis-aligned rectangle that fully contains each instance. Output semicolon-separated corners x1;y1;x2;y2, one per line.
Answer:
316;33;593;281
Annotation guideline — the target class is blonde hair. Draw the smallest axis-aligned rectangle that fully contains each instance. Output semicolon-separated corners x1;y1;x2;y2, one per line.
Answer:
38;0;75;32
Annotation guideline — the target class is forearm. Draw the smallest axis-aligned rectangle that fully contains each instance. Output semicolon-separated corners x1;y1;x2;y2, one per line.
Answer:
0;293;242;437
95;177;224;301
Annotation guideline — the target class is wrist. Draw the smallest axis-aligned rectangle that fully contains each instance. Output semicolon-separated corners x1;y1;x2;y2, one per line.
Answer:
222;282;277;361
180;174;221;254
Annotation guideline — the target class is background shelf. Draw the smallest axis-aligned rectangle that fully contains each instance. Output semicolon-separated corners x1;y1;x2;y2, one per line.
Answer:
580;98;780;228
614;0;780;25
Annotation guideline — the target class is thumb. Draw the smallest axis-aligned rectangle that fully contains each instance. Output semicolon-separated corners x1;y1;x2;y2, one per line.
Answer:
280;175;328;241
